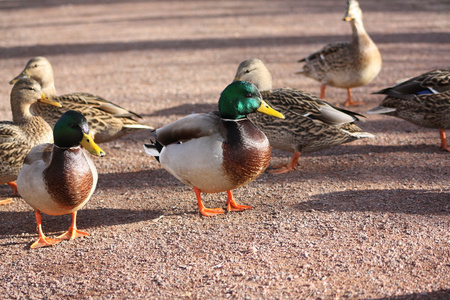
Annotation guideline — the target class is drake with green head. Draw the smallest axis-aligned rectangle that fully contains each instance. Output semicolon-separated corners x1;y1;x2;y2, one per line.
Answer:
144;81;284;217
0;78;61;205
10;56;153;143
18;110;105;248
367;69;450;151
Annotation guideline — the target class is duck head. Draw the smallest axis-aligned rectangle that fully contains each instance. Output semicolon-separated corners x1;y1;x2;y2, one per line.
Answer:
218;81;284;120
343;0;362;22
53;110;105;157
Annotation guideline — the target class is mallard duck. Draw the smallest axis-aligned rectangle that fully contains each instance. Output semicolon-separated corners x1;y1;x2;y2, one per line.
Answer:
234;58;375;174
10;56;153;143
0;78;62;205
297;0;382;107
367;69;450;151
144;81;284;216
17;110;105;248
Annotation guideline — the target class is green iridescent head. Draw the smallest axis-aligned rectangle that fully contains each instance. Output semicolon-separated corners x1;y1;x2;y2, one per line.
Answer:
53;110;105;157
218;81;284;120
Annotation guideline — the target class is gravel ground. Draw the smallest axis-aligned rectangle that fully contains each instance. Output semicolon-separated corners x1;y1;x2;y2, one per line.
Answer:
0;0;449;299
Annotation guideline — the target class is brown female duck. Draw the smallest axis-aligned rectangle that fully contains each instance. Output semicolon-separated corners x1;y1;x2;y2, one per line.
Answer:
10;56;153;143
0;78;61;205
368;69;450;151
297;0;382;106
234;58;374;174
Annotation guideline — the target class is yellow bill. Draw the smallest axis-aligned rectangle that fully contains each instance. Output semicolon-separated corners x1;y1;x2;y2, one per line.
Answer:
38;93;62;107
9;70;28;85
80;133;106;157
257;99;285;119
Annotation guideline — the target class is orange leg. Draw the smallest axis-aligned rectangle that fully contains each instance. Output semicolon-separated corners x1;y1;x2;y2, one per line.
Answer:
0;182;19;205
439;129;449;151
7;182;19;195
57;211;89;240
30;210;61;249
194;187;225;217
320;85;326;99
226;190;252;212
269;152;301;175
344;88;365;107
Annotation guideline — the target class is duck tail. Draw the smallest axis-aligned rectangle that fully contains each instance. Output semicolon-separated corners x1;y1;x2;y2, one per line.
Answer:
350;131;376;139
144;141;162;153
366;106;397;115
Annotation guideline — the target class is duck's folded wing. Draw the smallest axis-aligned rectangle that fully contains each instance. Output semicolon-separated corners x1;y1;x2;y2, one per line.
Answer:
23;143;53;165
373;70;450;100
299;42;349;62
59;92;142;119
155;113;222;146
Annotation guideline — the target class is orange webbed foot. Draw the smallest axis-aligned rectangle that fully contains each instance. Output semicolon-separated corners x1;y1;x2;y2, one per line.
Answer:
194;187;225;217
226;191;252;212
30;235;61;249
344;100;365;107
269;152;301;175
0;198;14;205
199;207;225;217
344;88;365;107
57;229;89;240
269;165;296;175
56;211;89;240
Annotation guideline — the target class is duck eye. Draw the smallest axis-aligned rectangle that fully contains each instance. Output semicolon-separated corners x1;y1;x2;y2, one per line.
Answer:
245;69;250;73
245;93;253;98
70;124;77;129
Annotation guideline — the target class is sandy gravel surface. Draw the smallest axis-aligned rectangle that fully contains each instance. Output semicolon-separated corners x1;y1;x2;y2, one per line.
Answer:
0;0;449;299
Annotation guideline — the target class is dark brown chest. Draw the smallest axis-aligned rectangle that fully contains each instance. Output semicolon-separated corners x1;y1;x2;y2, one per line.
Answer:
44;147;94;209
222;119;271;187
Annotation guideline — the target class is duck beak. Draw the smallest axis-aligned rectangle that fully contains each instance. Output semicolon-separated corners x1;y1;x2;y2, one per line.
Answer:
80;133;105;157
343;13;353;21
257;99;285;119
37;93;62;107
9;70;29;85
233;76;240;82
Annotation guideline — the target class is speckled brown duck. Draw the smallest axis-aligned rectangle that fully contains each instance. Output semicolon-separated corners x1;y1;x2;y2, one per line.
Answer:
17;111;105;248
234;58;375;174
297;0;382;106
10;56;153;143
367;69;450;151
0;78;61;205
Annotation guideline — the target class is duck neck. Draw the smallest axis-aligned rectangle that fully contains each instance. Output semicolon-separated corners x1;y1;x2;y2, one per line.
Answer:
253;72;273;92
11;102;53;143
11;102;34;125
350;17;374;48
41;81;57;98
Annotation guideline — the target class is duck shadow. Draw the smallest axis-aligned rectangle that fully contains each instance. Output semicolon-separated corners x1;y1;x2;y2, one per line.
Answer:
307;143;442;157
96;168;181;191
293;189;449;216
0;207;164;240
373;289;450;300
